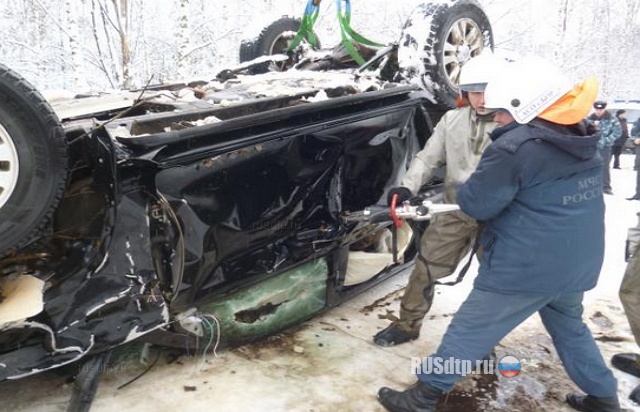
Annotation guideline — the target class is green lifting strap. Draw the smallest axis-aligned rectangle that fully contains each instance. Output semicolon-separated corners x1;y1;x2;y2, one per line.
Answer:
336;0;384;66
287;0;322;51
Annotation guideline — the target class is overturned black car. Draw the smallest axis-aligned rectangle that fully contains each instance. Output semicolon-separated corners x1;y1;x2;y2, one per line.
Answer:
0;0;492;408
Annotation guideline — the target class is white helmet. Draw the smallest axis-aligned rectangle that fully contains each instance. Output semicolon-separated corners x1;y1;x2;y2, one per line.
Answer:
483;57;573;124
458;53;508;93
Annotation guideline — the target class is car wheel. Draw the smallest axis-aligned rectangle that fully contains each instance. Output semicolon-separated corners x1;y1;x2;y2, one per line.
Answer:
398;0;494;108
0;64;68;256
238;16;321;63
239;39;256;63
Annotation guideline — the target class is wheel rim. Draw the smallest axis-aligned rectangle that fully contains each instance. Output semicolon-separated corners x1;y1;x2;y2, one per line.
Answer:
0;123;19;209
268;32;296;71
441;17;486;89
268;32;296;56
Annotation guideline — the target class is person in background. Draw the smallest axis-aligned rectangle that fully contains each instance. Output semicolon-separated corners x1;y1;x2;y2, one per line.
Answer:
377;58;620;412
626;118;640;200
373;54;501;347
611;213;640;403
612;109;628;169
587;100;621;194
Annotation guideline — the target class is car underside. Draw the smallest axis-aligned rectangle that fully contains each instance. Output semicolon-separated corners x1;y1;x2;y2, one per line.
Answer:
0;0;492;409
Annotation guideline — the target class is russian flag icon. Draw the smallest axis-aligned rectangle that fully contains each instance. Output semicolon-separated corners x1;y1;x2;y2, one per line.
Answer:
498;355;521;378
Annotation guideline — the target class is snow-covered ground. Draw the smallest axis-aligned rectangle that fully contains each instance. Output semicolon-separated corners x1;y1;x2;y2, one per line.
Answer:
2;155;640;412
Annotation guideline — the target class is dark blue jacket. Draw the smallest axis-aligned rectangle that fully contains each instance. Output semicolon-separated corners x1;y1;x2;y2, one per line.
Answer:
457;120;604;294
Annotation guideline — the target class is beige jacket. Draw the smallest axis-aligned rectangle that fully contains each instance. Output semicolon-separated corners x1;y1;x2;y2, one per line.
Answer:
402;106;496;203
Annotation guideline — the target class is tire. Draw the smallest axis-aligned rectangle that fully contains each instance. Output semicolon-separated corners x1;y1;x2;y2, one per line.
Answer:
0;64;68;256
398;0;494;108
239;39;256;64
238;16;321;63
67;351;111;412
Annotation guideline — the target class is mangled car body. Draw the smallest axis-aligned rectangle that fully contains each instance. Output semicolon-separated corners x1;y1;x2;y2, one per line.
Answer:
0;0;492;392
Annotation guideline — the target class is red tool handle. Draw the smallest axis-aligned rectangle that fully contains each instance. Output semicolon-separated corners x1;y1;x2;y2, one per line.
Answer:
390;194;403;228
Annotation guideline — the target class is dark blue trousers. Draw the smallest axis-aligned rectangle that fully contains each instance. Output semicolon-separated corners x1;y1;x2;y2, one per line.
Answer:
417;288;617;398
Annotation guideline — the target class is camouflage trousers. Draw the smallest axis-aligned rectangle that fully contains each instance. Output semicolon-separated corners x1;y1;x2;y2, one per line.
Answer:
620;244;640;348
397;211;479;331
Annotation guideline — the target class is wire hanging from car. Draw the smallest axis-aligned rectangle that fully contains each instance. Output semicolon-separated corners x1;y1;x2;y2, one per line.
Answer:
116;348;162;390
205;314;221;356
195;313;221;372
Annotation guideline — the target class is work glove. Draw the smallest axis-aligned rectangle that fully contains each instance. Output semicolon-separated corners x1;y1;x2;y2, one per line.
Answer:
386;186;412;207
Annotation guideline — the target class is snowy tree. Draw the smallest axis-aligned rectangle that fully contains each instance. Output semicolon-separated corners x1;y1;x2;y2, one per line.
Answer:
0;0;637;99
176;0;190;78
485;0;640;100
64;0;88;90
87;0;137;89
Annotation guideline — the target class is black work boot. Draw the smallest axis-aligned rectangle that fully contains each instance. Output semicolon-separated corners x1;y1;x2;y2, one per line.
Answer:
378;381;441;412
630;384;640;404
373;323;419;347
611;353;640;378
566;393;620;412
482;348;497;364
